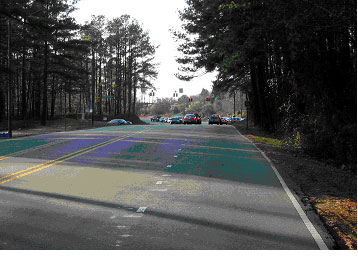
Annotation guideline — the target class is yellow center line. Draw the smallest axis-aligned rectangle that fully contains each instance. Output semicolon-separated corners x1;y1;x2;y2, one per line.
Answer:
0;137;125;181
0;129;146;185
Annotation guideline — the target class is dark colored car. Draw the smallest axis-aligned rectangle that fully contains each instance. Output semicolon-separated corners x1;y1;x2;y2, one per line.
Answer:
183;114;196;124
221;117;229;125
151;115;162;122
208;114;222;125
107;119;128;125
193;113;202;124
170;117;183;124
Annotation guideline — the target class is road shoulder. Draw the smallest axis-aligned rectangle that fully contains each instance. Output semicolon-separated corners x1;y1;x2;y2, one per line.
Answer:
232;123;356;249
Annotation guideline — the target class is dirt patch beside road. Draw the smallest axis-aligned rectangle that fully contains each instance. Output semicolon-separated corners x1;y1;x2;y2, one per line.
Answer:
233;122;357;250
1;119;107;139
0;115;147;139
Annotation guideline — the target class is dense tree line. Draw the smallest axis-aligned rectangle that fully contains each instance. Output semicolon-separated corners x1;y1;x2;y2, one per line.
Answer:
174;0;356;167
0;0;157;128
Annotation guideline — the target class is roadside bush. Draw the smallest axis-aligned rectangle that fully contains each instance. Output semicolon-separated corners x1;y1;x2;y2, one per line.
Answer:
299;118;356;170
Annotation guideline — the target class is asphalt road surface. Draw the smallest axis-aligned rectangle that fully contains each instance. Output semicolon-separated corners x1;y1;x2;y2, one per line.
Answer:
0;119;327;249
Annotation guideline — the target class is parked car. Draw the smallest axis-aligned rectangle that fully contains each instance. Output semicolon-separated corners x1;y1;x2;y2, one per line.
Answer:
107;119;128;125
231;117;245;123
170;117;183;124
208;114;221;125
165;117;170;123
183;114;196;124
221;117;229;125
151;115;162;122
125;121;133;125
160;117;166;123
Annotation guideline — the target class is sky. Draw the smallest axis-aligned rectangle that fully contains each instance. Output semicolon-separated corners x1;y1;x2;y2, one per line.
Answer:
72;0;218;100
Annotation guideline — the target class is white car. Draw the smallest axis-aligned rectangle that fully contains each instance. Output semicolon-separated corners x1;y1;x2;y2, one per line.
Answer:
107;119;127;125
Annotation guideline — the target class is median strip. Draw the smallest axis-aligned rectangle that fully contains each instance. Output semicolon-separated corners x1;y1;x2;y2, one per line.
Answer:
0;130;146;185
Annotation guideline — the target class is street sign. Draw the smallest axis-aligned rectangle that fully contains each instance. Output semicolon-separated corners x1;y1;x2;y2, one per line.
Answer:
179;88;183;93
102;95;114;98
211;93;215;98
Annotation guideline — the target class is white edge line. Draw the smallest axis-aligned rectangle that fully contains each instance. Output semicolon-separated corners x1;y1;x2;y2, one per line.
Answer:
234;127;329;250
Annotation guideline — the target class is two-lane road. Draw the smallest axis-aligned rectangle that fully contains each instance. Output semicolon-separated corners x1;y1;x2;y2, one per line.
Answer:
0;120;327;249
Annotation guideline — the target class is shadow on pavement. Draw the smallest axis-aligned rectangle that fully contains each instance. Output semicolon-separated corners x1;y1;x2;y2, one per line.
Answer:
0;185;318;249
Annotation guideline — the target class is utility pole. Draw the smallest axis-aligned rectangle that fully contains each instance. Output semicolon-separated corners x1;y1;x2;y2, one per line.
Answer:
7;20;12;138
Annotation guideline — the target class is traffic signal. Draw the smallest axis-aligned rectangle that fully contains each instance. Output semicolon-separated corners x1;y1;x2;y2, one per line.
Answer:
206;96;210;101
95;97;100;103
189;96;193;102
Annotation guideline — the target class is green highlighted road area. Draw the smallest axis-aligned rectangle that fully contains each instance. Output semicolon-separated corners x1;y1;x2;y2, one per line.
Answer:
0;139;51;157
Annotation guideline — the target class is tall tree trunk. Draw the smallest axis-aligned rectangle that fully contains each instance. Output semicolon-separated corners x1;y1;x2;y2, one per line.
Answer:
35;77;41;119
98;57;102;117
123;43;127;114
16;60;20;117
41;39;48;125
116;44;120;115
127;42;132;115
41;0;49;126
132;61;137;115
21;44;27;119
50;74;56;118
91;48;95;126
109;59;113;115
68;85;72;114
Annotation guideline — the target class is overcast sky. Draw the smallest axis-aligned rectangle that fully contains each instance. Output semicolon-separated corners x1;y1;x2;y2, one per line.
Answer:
72;0;217;100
